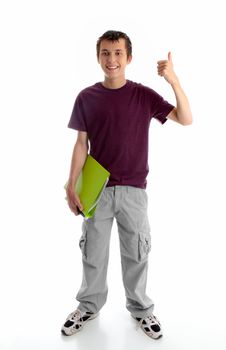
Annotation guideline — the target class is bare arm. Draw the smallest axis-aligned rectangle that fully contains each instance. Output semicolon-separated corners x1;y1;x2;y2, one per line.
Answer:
157;52;193;126
166;82;192;125
66;131;89;215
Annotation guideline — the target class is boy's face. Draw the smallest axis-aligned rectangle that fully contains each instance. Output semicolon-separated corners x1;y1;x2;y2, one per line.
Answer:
98;38;132;81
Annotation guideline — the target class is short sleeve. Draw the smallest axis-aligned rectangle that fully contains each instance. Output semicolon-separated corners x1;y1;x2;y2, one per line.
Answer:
68;93;88;131
151;90;175;124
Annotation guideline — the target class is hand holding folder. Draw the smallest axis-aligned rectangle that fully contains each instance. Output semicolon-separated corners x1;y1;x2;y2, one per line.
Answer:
65;155;110;219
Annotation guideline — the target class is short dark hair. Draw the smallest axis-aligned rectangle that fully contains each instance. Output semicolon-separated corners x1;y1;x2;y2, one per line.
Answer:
96;30;132;58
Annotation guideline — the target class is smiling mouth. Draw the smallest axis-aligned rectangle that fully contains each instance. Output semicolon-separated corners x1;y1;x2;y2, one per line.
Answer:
106;66;119;71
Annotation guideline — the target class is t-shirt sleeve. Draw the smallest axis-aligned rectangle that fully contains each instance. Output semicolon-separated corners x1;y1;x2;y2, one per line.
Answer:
67;93;88;131
151;89;175;124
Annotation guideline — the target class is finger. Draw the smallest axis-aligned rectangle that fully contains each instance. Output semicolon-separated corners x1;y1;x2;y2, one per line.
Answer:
74;195;83;210
68;205;79;216
69;199;78;212
158;69;167;76
157;65;168;73
157;61;168;65
67;197;79;212
75;200;83;211
69;193;81;210
157;62;168;67
168;51;172;62
72;209;79;216
157;60;168;64
68;202;78;215
158;64;170;71
157;68;167;74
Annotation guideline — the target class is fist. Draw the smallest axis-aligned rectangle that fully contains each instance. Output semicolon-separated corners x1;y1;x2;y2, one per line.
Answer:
157;52;178;85
66;186;84;216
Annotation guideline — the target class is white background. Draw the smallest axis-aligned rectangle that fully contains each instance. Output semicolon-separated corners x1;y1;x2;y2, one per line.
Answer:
1;0;226;349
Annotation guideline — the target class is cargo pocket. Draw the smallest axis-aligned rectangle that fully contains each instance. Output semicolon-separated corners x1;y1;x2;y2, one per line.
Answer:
79;225;87;259
138;231;151;261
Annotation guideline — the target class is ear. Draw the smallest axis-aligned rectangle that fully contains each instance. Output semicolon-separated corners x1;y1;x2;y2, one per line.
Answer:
127;55;132;64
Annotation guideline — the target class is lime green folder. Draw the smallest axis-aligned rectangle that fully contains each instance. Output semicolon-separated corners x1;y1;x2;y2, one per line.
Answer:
65;154;110;219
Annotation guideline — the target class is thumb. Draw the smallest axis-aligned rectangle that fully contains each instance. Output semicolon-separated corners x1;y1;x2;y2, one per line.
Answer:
78;199;83;210
168;51;172;62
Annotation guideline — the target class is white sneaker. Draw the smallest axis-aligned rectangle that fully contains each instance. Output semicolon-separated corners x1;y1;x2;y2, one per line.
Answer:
61;309;99;336
133;314;162;339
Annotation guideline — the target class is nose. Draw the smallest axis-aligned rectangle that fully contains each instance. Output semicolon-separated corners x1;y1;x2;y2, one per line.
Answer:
107;53;116;63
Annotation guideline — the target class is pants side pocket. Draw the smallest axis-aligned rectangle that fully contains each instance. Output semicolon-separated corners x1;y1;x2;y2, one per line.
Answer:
138;231;151;262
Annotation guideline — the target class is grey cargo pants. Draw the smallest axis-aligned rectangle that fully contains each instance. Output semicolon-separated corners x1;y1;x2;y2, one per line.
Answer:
76;185;154;318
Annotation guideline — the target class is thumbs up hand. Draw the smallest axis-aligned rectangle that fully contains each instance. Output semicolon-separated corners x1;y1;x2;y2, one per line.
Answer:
157;51;178;85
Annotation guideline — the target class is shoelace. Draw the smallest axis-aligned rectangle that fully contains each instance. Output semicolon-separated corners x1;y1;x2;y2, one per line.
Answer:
71;310;84;330
136;314;159;330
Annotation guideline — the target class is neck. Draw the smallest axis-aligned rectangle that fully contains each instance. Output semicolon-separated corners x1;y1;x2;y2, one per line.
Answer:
102;77;127;89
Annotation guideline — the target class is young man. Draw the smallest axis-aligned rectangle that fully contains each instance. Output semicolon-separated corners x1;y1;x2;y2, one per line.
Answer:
61;30;192;339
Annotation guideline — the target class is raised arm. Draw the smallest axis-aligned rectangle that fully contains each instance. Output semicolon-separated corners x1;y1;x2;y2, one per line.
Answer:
157;52;193;126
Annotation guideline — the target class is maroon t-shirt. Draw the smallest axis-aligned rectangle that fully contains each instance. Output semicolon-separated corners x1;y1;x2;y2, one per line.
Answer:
68;80;175;189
